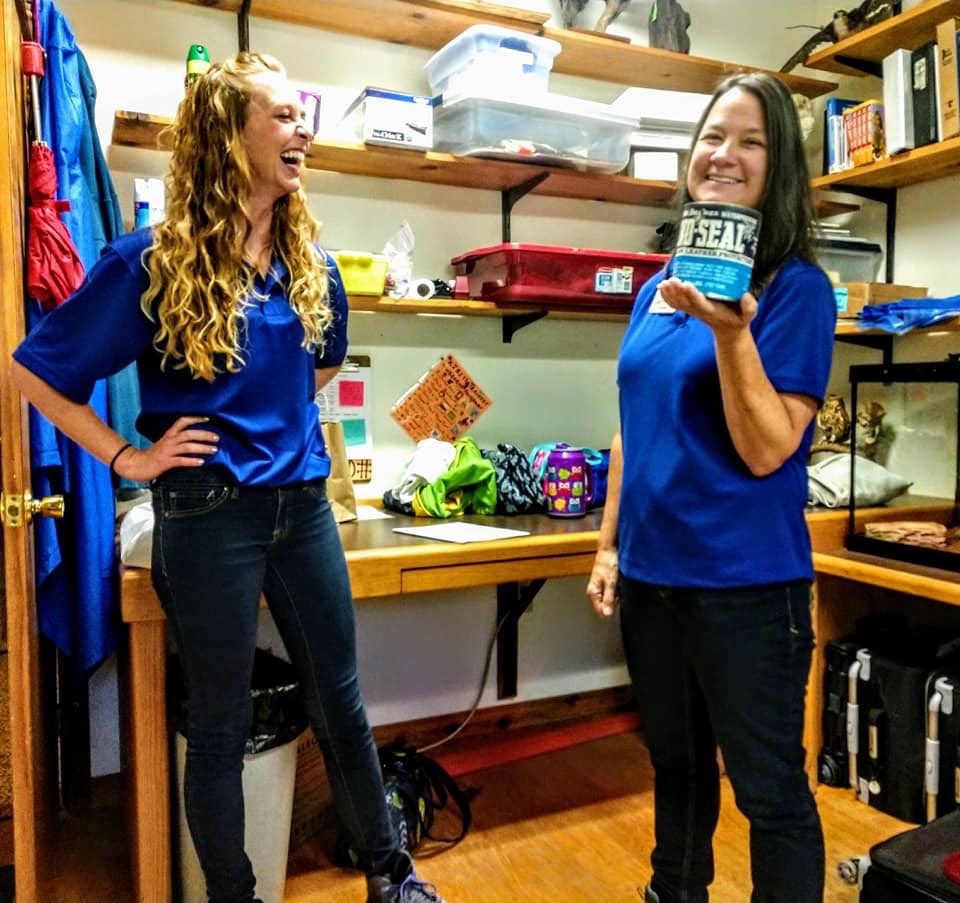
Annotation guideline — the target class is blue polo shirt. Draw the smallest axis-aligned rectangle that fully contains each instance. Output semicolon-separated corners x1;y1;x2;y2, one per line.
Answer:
14;228;349;487
617;256;836;588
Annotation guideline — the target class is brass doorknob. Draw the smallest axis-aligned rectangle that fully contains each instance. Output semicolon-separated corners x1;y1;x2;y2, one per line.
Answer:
24;491;65;523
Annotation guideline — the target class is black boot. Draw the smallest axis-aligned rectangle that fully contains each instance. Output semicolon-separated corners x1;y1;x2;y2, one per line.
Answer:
365;850;448;903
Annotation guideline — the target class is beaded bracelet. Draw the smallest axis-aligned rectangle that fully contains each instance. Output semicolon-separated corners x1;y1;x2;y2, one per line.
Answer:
109;443;133;477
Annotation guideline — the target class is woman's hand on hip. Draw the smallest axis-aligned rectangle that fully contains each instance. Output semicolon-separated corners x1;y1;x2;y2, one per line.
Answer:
586;547;619;618
113;416;219;482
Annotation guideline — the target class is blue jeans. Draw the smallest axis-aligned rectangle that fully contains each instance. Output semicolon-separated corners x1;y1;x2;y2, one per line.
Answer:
151;468;396;903
619;577;824;903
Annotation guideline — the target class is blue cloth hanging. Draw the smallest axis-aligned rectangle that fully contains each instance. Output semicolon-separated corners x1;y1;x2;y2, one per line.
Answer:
28;0;119;673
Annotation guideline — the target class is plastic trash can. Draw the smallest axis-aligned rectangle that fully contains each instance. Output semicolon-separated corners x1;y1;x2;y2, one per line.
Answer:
172;649;308;903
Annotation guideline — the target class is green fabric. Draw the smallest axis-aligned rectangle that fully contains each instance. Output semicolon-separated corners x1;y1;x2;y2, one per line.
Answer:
412;437;497;518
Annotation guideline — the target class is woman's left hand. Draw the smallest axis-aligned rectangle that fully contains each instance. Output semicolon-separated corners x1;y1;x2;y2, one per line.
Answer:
658;277;758;334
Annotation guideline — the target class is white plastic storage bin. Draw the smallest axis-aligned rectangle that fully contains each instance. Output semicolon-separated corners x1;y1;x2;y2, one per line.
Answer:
433;91;637;174
813;236;883;283
425;25;561;97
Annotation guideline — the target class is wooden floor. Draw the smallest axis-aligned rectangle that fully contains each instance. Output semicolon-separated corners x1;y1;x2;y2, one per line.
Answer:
52;729;911;903
285;730;908;903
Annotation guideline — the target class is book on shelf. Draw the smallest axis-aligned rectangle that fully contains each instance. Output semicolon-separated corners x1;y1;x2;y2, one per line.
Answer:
911;40;940;147
936;17;960;140
843;99;885;167
883;49;915;155
823;97;858;175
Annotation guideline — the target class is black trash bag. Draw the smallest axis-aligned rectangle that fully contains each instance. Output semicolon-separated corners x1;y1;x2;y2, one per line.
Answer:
169;648;308;755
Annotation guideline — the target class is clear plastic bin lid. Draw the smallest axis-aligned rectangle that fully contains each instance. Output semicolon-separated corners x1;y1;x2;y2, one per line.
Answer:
437;90;639;127
425;24;562;76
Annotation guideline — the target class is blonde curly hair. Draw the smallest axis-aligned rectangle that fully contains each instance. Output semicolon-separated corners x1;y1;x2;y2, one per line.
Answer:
142;51;332;382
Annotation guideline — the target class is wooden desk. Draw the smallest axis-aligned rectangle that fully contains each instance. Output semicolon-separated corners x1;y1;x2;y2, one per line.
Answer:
120;502;954;902
120;510;603;903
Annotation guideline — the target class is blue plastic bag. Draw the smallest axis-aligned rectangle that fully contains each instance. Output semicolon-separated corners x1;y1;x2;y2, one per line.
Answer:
858;297;960;334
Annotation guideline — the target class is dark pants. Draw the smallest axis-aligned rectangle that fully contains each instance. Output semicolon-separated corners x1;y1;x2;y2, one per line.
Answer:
151;468;396;903
620;576;824;903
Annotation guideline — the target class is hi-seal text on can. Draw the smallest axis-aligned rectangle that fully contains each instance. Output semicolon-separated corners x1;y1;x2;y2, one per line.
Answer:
673;202;762;302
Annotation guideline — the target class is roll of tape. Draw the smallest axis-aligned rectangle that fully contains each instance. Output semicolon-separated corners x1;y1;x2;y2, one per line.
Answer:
411;278;436;300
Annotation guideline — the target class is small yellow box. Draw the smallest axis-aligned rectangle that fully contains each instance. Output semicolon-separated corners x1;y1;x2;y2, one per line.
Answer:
834;282;927;318
332;251;388;296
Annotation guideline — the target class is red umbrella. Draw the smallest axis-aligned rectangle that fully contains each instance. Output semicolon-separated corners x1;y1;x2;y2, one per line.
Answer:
26;142;85;311
21;27;84;312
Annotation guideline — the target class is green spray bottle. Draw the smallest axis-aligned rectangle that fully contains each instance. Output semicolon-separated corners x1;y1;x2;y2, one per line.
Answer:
185;44;210;90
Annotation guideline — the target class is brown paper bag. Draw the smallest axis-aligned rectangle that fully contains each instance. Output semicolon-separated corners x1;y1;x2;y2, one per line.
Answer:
321;421;357;523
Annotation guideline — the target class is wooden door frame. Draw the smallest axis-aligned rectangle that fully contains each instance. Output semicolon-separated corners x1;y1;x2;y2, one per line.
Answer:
1;4;52;900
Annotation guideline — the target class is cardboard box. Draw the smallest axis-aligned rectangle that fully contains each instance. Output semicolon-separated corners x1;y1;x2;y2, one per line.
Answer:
341;87;437;150
937;17;960;140
833;282;927;318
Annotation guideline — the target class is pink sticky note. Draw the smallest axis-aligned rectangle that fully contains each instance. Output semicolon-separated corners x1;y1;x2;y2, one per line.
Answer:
339;380;364;407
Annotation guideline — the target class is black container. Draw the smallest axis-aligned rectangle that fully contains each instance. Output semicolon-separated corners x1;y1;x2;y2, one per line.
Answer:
846;358;960;570
860;810;960;902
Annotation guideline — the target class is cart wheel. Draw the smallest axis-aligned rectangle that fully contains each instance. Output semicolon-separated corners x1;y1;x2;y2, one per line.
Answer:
819;753;843;786
837;857;861;885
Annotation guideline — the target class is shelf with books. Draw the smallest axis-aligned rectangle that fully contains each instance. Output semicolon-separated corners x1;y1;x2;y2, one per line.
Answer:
804;0;960;76
812;134;960;190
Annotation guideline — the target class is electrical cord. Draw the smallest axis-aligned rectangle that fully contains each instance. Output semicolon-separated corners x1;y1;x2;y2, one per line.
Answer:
416;606;513;755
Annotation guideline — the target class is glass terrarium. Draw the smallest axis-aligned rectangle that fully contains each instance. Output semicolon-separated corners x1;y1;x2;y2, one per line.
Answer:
846;357;960;570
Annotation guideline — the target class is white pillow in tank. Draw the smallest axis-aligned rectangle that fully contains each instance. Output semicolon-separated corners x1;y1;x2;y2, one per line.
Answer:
807;452;912;509
119;499;154;568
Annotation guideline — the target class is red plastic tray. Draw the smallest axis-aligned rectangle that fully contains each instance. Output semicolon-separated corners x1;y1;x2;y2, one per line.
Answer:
450;243;669;309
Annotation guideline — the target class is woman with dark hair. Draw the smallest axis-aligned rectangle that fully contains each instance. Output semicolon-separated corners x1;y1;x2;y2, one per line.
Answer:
12;51;446;903
586;72;834;903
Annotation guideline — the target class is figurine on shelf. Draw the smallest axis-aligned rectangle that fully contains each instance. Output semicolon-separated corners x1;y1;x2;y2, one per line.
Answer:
648;0;691;53
855;399;892;462
809;395;893;462
558;0;631;32
814;392;852;446
779;0;896;73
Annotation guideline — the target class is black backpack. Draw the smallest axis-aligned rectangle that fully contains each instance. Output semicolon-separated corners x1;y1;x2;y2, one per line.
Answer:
335;741;473;866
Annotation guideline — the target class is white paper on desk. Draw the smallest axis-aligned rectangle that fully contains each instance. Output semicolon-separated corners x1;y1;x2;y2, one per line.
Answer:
356;505;393;521
392;522;530;544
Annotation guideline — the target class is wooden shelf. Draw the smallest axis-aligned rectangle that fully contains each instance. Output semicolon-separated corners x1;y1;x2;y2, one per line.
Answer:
348;294;631;322
812;135;960;191
814;549;960;606
112;110;676;206
352;297;960;339
805;0;960;76
113;111;861;215
835;317;960;336
170;0;836;98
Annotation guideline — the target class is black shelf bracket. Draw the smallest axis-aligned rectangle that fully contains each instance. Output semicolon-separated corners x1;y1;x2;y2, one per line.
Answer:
835;332;894;365
496;579;546;699
833;55;883;78
501;171;551;243
237;0;251;52
829;185;897;283
502;310;547;343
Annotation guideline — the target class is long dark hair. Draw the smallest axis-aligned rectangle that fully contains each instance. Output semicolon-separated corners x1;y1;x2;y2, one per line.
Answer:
674;72;817;289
